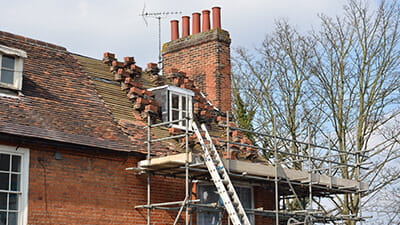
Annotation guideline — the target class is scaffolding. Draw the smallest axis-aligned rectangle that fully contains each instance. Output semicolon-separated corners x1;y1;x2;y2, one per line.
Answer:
130;114;368;225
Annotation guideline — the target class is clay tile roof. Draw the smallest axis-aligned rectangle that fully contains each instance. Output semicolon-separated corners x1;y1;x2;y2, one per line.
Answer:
81;52;264;162
0;31;138;152
0;30;261;161
73;55;172;155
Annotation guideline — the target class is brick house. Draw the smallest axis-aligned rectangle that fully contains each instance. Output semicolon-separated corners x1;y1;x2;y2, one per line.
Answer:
0;7;366;225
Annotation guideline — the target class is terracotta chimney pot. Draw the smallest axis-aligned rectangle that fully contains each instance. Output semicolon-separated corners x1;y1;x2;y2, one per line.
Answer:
182;16;190;37
212;7;221;29
170;20;179;41
192;12;201;34
202;10;210;32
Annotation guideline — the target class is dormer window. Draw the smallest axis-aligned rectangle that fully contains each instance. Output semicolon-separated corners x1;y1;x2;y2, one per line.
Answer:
0;45;27;91
150;85;194;130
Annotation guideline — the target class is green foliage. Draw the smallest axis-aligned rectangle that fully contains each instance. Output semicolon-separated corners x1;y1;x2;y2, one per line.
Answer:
232;88;255;141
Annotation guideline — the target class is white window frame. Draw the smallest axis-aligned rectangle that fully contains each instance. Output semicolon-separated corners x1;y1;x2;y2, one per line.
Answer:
148;85;194;130
169;90;193;130
0;45;27;91
0;145;29;225
197;183;254;225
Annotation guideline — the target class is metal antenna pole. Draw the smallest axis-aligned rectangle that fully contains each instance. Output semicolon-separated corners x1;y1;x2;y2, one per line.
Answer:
140;10;182;69
158;16;162;66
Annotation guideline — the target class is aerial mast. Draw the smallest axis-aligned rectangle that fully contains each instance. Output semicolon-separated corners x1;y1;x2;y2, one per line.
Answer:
140;8;182;68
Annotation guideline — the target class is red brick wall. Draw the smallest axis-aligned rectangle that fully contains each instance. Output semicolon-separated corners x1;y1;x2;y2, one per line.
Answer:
254;186;275;225
28;146;187;224
162;29;232;112
0;139;275;224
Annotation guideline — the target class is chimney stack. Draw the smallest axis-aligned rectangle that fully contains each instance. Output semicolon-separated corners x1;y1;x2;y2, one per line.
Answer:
163;7;232;112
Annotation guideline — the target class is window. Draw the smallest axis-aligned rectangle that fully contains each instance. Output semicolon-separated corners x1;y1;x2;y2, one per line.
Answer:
0;145;29;225
0;45;27;91
197;184;254;225
149;85;194;130
169;91;192;129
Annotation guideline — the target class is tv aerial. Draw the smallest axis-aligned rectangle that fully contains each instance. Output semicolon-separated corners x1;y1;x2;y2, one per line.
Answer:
140;5;181;67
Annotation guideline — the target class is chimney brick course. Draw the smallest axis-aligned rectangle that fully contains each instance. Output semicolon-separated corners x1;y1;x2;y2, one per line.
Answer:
102;51;228;126
162;28;232;112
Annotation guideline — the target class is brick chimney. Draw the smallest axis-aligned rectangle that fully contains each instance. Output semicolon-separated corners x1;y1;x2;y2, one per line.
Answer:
162;6;231;112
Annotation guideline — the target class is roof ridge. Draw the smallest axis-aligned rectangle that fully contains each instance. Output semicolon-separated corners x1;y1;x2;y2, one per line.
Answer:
0;30;67;51
71;53;100;61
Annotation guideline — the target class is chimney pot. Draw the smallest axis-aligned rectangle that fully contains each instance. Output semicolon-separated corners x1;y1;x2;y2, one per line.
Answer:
170;20;179;41
212;7;221;29
202;10;210;32
192;13;201;34
182;16;190;37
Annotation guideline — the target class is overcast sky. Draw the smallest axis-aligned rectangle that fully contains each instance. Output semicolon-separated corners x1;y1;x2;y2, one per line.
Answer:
0;0;359;66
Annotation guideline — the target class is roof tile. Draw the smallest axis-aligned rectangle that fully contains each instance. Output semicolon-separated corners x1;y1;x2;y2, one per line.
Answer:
0;32;136;152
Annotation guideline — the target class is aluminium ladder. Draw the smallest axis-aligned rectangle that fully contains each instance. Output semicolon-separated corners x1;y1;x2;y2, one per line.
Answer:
192;122;251;225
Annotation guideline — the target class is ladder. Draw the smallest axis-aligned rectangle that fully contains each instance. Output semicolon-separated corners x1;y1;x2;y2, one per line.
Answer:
192;122;251;225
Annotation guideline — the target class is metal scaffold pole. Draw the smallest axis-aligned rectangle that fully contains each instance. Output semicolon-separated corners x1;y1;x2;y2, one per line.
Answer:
147;114;151;225
273;118;279;225
357;149;362;225
132;112;368;225
308;126;313;212
226;112;231;225
226;112;231;173
185;96;190;225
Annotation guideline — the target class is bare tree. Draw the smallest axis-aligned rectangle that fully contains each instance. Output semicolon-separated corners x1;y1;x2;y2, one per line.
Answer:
232;0;400;224
233;21;324;169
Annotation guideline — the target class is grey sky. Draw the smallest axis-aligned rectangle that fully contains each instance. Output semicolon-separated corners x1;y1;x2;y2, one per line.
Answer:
1;0;353;66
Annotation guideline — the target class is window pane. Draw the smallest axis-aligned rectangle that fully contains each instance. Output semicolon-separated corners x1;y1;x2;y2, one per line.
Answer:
9;194;18;211
0;173;9;190
198;185;220;225
198;211;220;225
171;94;179;109
11;174;19;191
8;212;18;225
237;187;252;208
197;185;254;225
199;185;220;204
11;156;20;173
237;187;254;224
0;211;6;225
172;110;179;121
182;96;186;110
182;119;186;127
2;56;15;69
0;154;10;171
0;70;14;84
0;193;7;210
